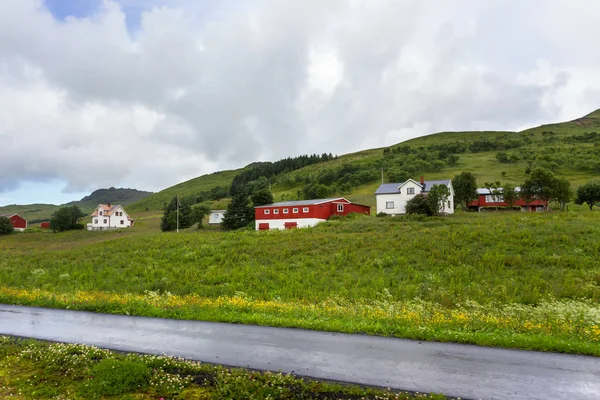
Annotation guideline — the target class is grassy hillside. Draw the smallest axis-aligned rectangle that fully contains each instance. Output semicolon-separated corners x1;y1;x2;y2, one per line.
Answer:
0;187;154;224
1;210;599;356
130;109;600;213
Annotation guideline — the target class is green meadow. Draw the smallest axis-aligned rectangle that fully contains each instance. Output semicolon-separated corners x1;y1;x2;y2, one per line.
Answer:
1;210;599;356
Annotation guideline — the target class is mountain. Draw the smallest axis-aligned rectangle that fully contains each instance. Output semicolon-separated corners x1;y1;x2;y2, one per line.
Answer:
129;109;600;213
1;187;154;224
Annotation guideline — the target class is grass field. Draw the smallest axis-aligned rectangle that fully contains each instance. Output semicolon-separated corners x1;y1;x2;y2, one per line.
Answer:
0;336;444;399
1;210;599;356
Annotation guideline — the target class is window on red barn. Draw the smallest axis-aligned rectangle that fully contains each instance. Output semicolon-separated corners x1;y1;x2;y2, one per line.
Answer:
337;204;344;212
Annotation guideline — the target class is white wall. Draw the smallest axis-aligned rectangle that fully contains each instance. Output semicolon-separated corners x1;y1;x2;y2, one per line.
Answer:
376;182;455;215
255;218;326;230
90;206;131;229
209;212;224;224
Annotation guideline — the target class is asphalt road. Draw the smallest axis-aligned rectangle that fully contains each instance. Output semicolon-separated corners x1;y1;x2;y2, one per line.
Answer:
1;304;599;399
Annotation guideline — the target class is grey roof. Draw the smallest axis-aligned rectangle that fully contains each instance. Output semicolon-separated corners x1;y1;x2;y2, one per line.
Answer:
375;180;451;195
255;198;348;208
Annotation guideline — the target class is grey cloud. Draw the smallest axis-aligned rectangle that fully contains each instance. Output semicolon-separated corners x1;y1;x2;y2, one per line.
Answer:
1;0;600;199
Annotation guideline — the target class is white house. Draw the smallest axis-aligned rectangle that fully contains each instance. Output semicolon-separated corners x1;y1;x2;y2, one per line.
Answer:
375;177;454;215
88;204;134;231
209;210;226;225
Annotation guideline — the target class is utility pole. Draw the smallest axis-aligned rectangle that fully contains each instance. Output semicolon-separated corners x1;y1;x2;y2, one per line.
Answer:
381;169;384;184
176;195;179;233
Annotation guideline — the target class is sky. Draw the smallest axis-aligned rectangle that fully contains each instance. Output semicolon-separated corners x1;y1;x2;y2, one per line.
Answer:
2;0;600;205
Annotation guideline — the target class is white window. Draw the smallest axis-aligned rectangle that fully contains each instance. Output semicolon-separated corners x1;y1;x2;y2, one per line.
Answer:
407;187;415;195
283;208;289;214
120;220;124;225
337;204;344;212
103;219;107;224
303;207;309;213
99;211;103;216
447;201;451;208
386;201;394;209
264;209;270;215
274;209;279;214
292;208;298;213
94;219;98;224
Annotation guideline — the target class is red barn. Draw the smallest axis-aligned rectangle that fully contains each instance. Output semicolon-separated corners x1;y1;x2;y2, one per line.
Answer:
0;214;28;231
255;198;371;230
40;221;51;229
467;188;548;212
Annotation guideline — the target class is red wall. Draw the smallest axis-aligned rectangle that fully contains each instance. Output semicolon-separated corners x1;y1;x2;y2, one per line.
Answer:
467;195;548;208
9;215;27;229
254;198;371;220
40;221;50;229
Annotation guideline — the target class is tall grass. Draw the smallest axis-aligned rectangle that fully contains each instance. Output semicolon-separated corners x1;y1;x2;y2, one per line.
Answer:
1;211;599;354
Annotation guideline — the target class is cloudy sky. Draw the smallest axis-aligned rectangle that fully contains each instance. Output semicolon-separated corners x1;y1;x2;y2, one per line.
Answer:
1;0;600;205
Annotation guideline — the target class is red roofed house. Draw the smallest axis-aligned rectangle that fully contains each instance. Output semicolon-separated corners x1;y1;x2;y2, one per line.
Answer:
467;188;548;212
254;198;371;231
88;204;134;231
0;214;27;231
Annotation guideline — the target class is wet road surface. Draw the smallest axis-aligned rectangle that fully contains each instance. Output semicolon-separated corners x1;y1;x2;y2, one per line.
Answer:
1;304;599;399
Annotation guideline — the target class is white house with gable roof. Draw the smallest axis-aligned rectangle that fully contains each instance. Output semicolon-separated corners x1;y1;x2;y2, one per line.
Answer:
375;176;454;215
88;204;134;231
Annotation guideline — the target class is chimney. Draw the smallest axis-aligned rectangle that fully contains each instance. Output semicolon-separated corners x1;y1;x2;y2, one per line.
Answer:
107;203;111;208
420;176;425;186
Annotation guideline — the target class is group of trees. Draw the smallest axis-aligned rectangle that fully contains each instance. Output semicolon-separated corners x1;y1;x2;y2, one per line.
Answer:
50;206;86;232
160;196;210;232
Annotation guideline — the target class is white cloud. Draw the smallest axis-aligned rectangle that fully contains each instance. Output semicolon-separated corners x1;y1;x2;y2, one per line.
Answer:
1;0;600;202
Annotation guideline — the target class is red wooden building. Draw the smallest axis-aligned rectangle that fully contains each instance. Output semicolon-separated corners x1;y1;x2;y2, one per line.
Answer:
255;198;371;230
0;214;28;231
467;188;548;212
40;221;51;229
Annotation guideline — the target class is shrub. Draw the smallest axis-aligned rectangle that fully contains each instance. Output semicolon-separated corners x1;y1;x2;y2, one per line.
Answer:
0;217;14;235
376;212;389;217
87;359;149;396
405;194;433;216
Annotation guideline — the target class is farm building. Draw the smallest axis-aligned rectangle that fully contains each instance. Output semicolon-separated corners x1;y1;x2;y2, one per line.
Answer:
0;214;27;231
88;204;134;231
254;198;371;231
40;221;50;229
467;188;548;212
209;210;226;225
375;177;454;215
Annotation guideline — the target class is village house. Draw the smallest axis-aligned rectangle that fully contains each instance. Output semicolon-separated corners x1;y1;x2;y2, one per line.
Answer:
88;204;134;231
467;188;548;212
209;210;226;225
254;198;371;230
0;213;27;231
375;177;454;215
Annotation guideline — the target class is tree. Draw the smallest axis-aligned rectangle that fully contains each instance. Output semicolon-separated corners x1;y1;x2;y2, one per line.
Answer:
452;172;478;210
427;184;451;216
502;183;518;210
406;194;433;216
552;177;574;211
520;167;556;210
222;191;254;230
50;206;85;232
191;205;211;229
0;217;14;235
251;188;274;207
574;181;600;211
161;196;194;232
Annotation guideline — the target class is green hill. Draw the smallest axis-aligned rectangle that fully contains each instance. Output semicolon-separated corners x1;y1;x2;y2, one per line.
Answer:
130;109;600;212
1;187;154;224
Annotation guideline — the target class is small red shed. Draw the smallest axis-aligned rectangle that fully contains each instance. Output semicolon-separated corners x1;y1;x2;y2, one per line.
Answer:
40;221;51;229
0;214;28;231
254;198;371;230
